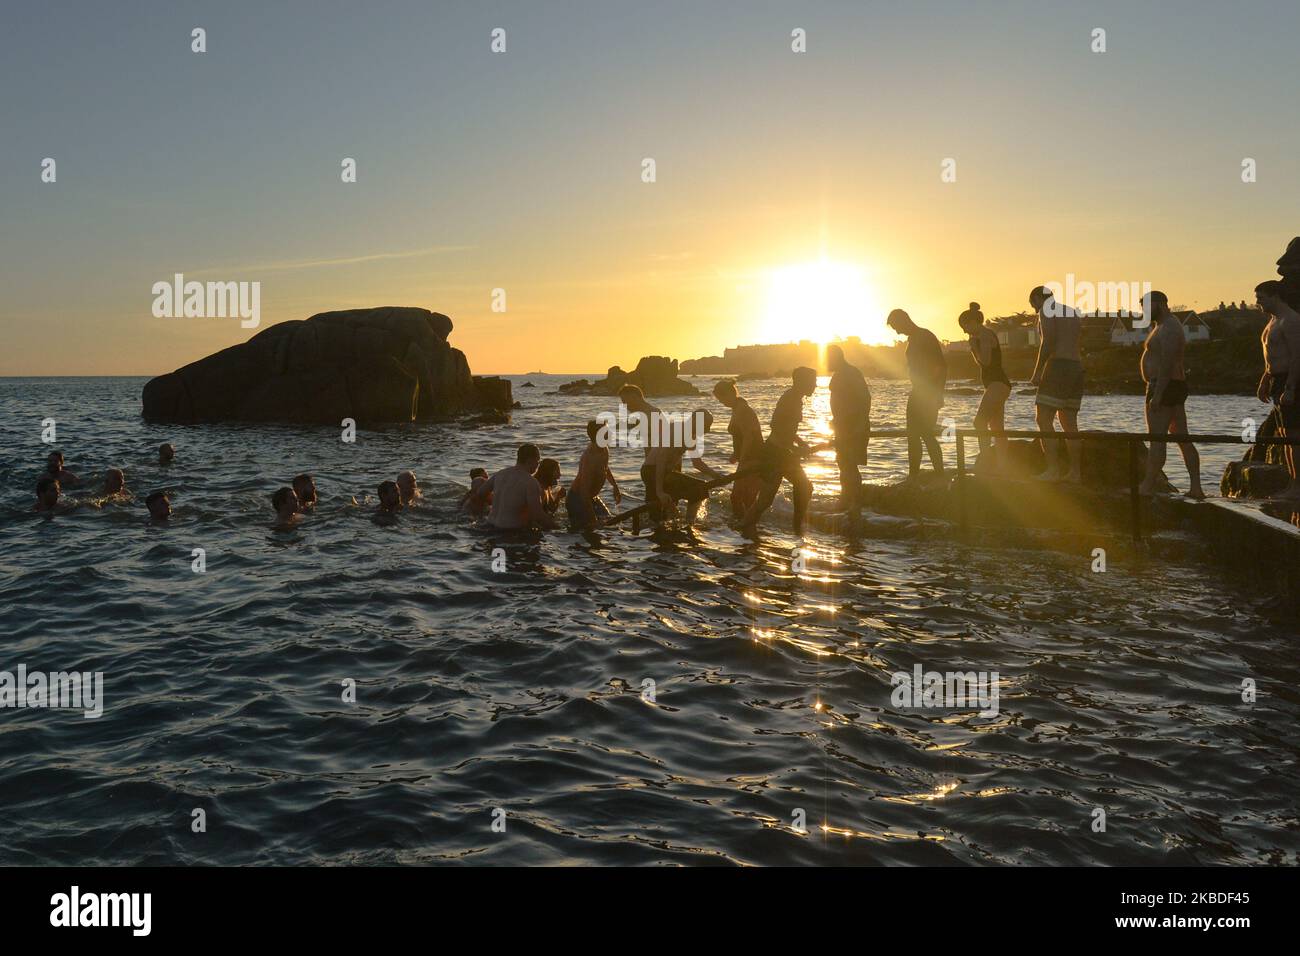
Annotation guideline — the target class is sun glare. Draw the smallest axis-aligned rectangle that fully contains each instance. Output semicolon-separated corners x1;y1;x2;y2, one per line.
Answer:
762;260;888;346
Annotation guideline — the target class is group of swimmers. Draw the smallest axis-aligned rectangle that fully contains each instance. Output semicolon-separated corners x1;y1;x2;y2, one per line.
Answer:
34;444;176;520
463;280;1300;535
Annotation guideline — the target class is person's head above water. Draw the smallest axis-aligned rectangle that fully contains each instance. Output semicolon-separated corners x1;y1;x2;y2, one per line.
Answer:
792;366;818;396
46;450;64;476
104;468;125;494
886;309;917;336
145;490;171;520
35;476;60;509
396;470;420;503
1141;290;1170;324
957;302;984;334
377;480;401;511
292;473;317;508
516;443;541;473
536;458;561;487
271;486;299;516
159;443;175;465
470;467;488;481
1256;280;1286;315
711;379;739;407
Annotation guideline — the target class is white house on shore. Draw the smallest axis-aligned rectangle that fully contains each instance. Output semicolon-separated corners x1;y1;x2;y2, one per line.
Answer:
1108;311;1210;346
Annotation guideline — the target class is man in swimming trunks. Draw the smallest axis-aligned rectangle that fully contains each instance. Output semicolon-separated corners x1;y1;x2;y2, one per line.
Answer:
1256;280;1300;500
740;367;817;535
475;443;556;530
567;420;622;531
827;344;871;529
1138;291;1204;498
641;408;718;528
1029;286;1084;482
293;474;318;511
958;303;1011;474
712;379;765;517
887;310;946;481
45;451;79;487
34;476;61;512
145;490;171;521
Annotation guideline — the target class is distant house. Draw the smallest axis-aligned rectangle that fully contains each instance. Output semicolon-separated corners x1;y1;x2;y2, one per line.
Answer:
989;315;1038;349
1176;311;1211;342
1109;316;1148;346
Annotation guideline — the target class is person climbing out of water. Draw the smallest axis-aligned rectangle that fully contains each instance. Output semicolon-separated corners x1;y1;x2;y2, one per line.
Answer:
293;474;317;511
1029;285;1085;482
34;476;61;512
712;379;765;518
45;450;79;487
159;443;176;466
740;367;817;535
474;443;556;530
535;459;565;512
102;468;128;498
376;480;402;513
1138;291;1204;499
958;303;1011;474
271;486;301;525
459;467;491;517
567;420;621;532
827;344;871;530
641;408;717;528
145;490;171;521
1256;279;1300;500
396;470;421;506
887;309;947;481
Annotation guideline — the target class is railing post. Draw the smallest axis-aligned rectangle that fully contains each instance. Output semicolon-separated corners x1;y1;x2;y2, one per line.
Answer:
1128;437;1141;543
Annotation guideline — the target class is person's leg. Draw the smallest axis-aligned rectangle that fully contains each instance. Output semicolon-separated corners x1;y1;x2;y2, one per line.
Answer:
1034;403;1062;478
837;448;862;514
1139;400;1170;494
789;464;812;534
989;386;1008;472
973;392;992;456
922;396;944;475
1168;404;1203;498
740;477;780;530
1280;409;1300;497
1057;408;1082;481
906;392;922;478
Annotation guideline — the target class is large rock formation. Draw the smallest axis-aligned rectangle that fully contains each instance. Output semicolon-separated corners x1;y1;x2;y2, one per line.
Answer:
142;307;511;425
558;356;698;397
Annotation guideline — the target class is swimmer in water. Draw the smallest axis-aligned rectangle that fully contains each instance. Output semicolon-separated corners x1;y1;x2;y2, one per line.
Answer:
146;490;171;521
459;467;491;517
45;451;79;487
474;443;556;531
376;480;402;513
396;470;421;506
535;458;565;513
293;474;317;511
712;380;764;518
566;420;621;532
641;408;719;529
102;468;128;498
271;486;301;526
740;368;817;535
34;476;61;512
159;443;176;466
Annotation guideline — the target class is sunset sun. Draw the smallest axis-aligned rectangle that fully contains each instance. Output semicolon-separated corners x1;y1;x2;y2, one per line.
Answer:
762;260;887;346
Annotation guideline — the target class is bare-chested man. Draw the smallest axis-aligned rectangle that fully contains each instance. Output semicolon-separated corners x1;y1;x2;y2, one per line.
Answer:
827;344;871;528
293;474;317;511
1138;291;1204;498
641;409;718;527
271;486;301;526
567;420;622;531
712;380;764;517
102;468;128;498
741;367;817;535
1029;286;1084;482
34;476;61;512
474;443;556;530
1256;280;1300;500
958;303;1011;474
396;470;421;506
